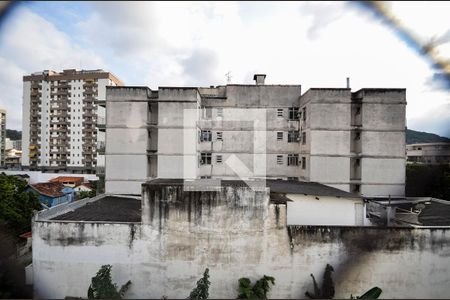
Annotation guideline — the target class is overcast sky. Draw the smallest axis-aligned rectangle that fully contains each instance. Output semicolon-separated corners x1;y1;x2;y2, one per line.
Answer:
0;1;449;137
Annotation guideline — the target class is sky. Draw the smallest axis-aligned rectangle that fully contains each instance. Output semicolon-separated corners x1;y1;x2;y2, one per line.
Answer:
0;1;449;137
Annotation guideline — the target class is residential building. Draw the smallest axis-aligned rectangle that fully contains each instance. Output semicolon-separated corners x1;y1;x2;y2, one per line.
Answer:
104;75;406;196
27;182;74;207
21;69;123;174
5;148;21;169
49;176;84;187
406;142;450;164
12;139;22;150
0;107;5;167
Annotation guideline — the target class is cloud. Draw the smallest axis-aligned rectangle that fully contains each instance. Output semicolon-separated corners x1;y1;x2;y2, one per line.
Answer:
0;6;105;130
181;49;220;86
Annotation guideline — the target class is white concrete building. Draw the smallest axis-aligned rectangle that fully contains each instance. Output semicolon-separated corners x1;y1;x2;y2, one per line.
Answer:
105;75;406;197
0;107;5;167
406;142;450;165
21;69;123;174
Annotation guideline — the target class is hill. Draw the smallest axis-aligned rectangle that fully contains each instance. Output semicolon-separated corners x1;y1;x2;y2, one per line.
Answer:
5;129;21;140
406;129;450;144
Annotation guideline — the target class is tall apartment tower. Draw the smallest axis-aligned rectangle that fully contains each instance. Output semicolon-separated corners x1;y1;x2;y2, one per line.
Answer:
0;107;6;167
104;75;406;197
22;69;123;173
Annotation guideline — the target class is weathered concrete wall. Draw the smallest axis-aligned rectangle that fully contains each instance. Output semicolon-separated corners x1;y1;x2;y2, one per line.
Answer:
33;186;450;299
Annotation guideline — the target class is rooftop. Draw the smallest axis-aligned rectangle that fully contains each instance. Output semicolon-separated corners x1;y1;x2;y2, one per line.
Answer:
29;182;66;198
50;196;141;222
144;179;360;198
50;176;84;184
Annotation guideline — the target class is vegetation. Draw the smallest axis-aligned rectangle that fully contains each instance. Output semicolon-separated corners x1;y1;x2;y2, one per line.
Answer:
189;268;210;299
351;287;382;299
0;174;41;235
78;189;96;200
406;129;450;144
87;265;131;299
305;264;335;299
5;129;21;141
406;164;450;200
237;275;275;299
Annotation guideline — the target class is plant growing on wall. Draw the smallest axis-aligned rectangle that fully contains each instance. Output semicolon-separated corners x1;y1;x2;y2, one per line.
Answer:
305;264;335;299
351;287;382;299
189;268;210;299
237;275;275;299
87;265;131;299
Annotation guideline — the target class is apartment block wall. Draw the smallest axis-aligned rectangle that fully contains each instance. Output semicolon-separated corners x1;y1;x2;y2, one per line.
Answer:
353;89;406;196
300;89;352;192
105;87;150;194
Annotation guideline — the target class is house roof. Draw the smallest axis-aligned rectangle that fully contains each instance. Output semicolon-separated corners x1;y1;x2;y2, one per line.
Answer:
50;176;84;184
144;179;360;198
51;196;141;222
29;182;65;198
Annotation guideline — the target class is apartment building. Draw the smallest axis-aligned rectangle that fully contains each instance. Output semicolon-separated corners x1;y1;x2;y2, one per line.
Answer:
406;143;450;164
0;107;5;167
21;69;123;173
104;74;406;196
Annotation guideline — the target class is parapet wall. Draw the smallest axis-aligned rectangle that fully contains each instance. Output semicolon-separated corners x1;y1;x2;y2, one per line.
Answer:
32;185;450;299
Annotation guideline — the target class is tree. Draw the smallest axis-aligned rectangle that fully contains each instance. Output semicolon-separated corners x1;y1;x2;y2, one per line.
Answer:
87;265;131;299
305;264;335;299
0;174;41;235
237;275;275;299
189;268;210;299
351;287;382;299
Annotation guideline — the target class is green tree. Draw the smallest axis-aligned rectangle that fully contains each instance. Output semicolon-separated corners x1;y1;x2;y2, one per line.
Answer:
305;264;335;299
87;265;131;299
237;275;275;299
406;164;450;200
0;174;41;235
351;287;382;299
189;268;210;299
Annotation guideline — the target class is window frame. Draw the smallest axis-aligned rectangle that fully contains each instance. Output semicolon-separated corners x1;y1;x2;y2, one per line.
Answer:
287;154;299;166
277;132;283;141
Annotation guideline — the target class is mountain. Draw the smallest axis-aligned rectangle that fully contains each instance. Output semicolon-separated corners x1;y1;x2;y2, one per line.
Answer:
406;129;450;144
5;129;21;140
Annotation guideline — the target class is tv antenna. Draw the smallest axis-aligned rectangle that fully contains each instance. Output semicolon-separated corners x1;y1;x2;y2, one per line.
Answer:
225;71;232;83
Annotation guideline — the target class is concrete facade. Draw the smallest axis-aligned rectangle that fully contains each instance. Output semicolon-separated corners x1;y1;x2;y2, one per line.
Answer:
105;75;406;196
32;184;450;299
21;69;122;174
299;88;406;196
406;142;450;165
0;107;5;167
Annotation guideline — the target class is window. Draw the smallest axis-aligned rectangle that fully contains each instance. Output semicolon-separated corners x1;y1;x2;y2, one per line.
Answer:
288;177;298;181
302;107;306;121
354;131;361;141
288;131;300;143
216;132;223;141
289;107;299;120
200;152;212;165
302;157;306;169
277;155;283;165
200;130;212;142
287;154;299;166
302;132;306;145
277;132;283;141
217;108;223;117
216;155;223;163
277;109;283;117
